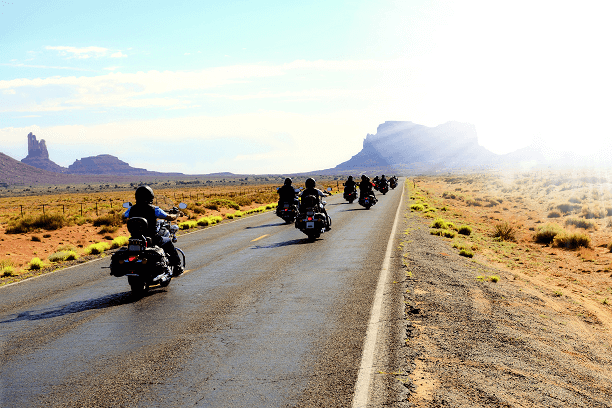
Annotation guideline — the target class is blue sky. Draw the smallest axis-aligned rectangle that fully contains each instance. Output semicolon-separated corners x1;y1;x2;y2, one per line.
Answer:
1;0;611;174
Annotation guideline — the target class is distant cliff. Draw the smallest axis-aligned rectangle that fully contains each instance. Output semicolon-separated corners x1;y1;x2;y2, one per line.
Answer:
329;121;573;174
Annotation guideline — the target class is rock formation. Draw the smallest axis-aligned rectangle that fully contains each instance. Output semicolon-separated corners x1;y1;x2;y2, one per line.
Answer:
21;132;67;173
68;154;151;175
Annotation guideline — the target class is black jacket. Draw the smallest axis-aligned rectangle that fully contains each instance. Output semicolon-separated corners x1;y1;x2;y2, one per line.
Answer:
127;203;157;238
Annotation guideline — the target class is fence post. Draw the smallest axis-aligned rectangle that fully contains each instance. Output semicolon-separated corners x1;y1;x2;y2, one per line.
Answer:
96;202;98;216
80;203;83;217
42;204;45;215
20;205;23;217
62;205;65;214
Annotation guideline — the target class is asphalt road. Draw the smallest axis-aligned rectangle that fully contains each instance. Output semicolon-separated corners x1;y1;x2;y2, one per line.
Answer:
0;184;406;408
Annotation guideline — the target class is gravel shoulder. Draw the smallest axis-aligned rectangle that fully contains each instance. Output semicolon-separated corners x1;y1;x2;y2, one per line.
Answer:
389;208;612;407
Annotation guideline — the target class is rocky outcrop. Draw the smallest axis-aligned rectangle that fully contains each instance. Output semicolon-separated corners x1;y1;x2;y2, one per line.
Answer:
21;132;67;173
67;154;151;175
333;121;499;174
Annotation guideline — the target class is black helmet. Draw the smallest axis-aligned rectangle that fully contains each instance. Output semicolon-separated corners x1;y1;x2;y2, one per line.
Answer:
305;178;316;188
361;174;367;180
284;177;292;185
348;175;353;180
135;185;154;203
381;174;386;178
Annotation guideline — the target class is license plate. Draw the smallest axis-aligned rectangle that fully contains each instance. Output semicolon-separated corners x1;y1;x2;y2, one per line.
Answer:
128;244;141;251
306;221;315;229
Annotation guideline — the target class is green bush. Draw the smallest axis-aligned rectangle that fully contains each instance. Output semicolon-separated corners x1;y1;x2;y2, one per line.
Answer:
110;236;129;249
1;260;15;277
410;203;424;211
196;217;210;226
29;257;45;270
48;250;79;263
547;211;561;218
430;229;457;238
458;225;472;235
534;223;565;244
179;220;198;230
459;249;473;257
553;232;591;249
430;218;449;229
84;242;111;255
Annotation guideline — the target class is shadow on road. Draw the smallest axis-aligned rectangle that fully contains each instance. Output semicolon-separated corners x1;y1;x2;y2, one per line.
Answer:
251;238;312;249
0;290;158;324
245;222;288;229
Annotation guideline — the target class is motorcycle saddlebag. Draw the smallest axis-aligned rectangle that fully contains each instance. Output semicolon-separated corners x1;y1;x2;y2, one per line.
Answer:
110;247;167;277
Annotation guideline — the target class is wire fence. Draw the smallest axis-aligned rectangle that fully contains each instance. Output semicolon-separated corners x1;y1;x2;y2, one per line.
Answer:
1;186;283;219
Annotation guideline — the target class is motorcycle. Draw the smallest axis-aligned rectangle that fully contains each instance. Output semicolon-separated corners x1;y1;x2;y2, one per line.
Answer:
295;188;332;241
358;193;378;210
389;177;398;189
378;180;389;195
343;188;357;204
109;202;187;296
276;201;299;223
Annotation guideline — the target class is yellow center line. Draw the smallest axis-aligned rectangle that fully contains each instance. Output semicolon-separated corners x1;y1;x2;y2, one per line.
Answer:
251;234;269;242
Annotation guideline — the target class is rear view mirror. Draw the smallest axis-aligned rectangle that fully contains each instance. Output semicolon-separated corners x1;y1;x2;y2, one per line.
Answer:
122;202;132;208
178;203;187;209
326;187;332;192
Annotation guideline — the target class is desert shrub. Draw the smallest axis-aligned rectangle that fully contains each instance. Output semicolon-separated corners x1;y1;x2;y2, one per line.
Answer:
430;229;457;238
410;204;424;211
466;198;482;207
265;203;277;210
553;232;591;249
93;213;123;227
205;198;240;210
458;225;472;235
547;210;561;218
565;218;596;229
492;221;515;241
555;203;581;214
31;235;42;242
442;191;457;199
196;217;210;226
29;257;45;270
98;225;119;234
179;220;198;230
459;249;473;257
534;223;565;244
110;236;129;249
84;242;111;255
431;218;450;229
72;216;89;226
568;197;582;204
5;213;66;234
208;216;223;224
581;206;606;219
1;260;15;277
48;250;79;263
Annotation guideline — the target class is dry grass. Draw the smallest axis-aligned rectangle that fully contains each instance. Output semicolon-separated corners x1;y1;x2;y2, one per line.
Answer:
409;171;612;321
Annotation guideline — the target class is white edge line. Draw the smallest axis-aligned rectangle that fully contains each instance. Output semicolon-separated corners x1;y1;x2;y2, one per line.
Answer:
351;181;405;408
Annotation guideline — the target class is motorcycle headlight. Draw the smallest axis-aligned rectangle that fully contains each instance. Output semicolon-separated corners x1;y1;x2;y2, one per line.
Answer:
170;225;179;232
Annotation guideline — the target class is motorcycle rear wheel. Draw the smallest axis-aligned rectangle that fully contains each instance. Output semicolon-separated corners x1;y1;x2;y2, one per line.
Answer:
128;277;149;296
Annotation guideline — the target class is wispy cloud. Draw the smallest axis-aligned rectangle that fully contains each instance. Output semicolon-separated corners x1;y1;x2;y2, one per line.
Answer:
0;62;95;71
46;46;109;59
110;52;127;58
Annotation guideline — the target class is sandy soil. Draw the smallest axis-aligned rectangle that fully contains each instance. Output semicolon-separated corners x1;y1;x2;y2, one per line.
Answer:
387;177;612;407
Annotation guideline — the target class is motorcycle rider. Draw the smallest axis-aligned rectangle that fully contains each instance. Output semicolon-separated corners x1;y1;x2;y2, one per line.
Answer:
344;175;357;193
379;174;388;188
277;177;299;207
359;174;376;199
123;185;184;276
300;177;331;230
